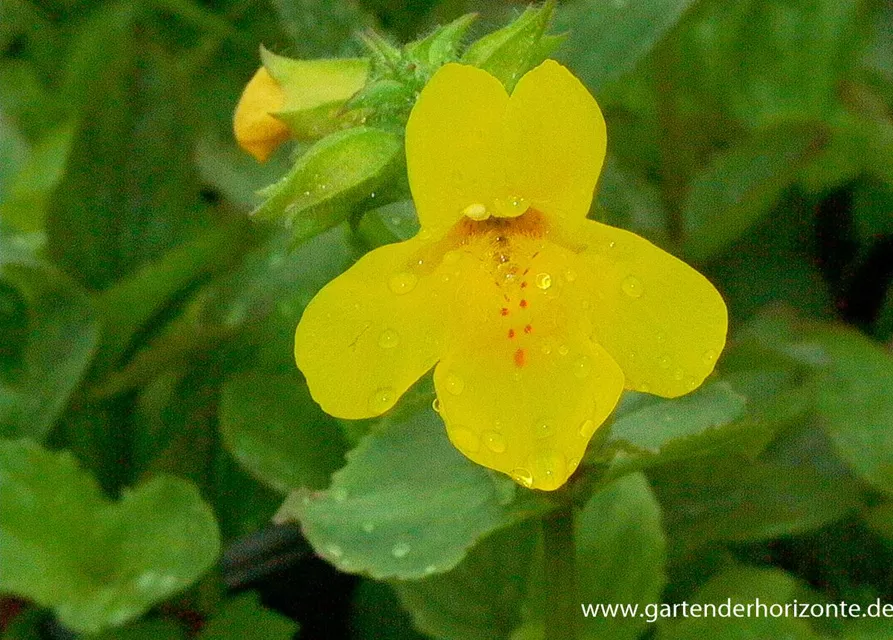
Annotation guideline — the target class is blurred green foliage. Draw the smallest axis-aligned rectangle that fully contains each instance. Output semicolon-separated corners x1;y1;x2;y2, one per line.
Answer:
2;0;893;638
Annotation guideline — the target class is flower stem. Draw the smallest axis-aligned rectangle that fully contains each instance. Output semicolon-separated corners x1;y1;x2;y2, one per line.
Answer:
542;506;579;640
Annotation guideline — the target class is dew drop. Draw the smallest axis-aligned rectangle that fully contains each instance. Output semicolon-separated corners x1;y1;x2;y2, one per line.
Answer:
638;382;651;392
391;542;411;558
673;368;684;381
541;343;553;355
443;250;461;265
389;271;418;295
568;457;581;471
608;241;617;249
432;398;441;413
463;202;489;221
483;430;506;453
444;373;465;395
534;421;554;439
703;349;717;364
494;195;529;218
558;344;570;356
530;451;567;491
564;269;577;282
326;544;344;559
362;522;375;533
510;467;534;488
621;275;643;298
378;329;400;349
332;487;348;503
535;273;552;290
424;564;438;575
659;355;671;369
451;426;480;453
579;419;596;438
574;355;591;379
686;377;698;390
368;387;396;413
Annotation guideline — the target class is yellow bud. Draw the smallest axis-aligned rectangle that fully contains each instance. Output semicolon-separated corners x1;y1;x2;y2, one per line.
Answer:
233;67;290;163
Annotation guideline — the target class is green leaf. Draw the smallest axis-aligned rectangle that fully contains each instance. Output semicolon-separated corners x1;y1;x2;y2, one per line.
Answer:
197;592;298;640
809;326;893;495
577;473;666;640
219;372;348;493
851;178;893;243
0;254;99;441
597;156;670;247
276;405;547;580
91;619;186;640
462;3;558;91
252;127;402;241
650;426;864;556
271;0;373;58
393;521;538;640
556;0;698;90
589;381;748;480
406;14;478;70
47;12;209;290
660;566;819;639
0;439;220;634
682;123;825;261
351;580;430;640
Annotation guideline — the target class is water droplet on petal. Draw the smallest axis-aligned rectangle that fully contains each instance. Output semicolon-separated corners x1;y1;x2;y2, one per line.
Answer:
579;419;596;438
443;250;461;265
463;203;489;220
368;387;396;413
659;355;671;369
686;377;698;390
673;368;684;381
378;329;399;348
558;344;569;356
494;196;529;218
568;457;581;470
621;275;643;298
483;430;506;453
511;467;534;488
444;373;465;395
391;542;411;558
534;421;554;439
326;544;344;559
564;269;577;282
608;241;617;249
530;451;567;491
541;343;553;355
535;273;552;290
432;398;441;413
574;355;591;378
451;426;480;453
389;272;418;295
703;349;717;364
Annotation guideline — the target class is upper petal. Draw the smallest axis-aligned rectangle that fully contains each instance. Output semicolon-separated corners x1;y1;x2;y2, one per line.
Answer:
405;64;509;235
431;237;624;491
294;236;449;419
574;221;728;397
504;60;607;225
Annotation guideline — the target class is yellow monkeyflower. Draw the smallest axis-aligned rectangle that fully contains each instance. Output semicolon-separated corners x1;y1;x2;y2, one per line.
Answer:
294;61;727;491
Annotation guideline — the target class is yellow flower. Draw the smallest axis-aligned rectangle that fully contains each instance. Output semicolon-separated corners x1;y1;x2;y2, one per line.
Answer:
234;67;290;162
294;61;728;491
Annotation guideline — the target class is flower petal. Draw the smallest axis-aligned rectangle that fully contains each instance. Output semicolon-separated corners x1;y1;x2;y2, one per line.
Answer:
406;64;509;235
294;237;448;419
431;240;624;491
574;220;728;397
504;60;607;224
233;67;290;163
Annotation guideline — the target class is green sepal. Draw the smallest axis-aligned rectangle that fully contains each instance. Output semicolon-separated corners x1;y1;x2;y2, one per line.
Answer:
405;13;477;69
252;126;403;243
260;48;369;141
462;1;559;91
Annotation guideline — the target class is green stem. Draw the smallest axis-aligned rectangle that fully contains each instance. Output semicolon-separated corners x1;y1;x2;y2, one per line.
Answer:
542;506;579;640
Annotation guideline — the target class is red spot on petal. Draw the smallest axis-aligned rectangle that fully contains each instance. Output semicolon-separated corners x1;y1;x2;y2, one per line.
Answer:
524;324;532;334
508;329;516;339
523;267;530;275
514;348;526;368
500;307;509;316
520;281;528;288
520;299;528;308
